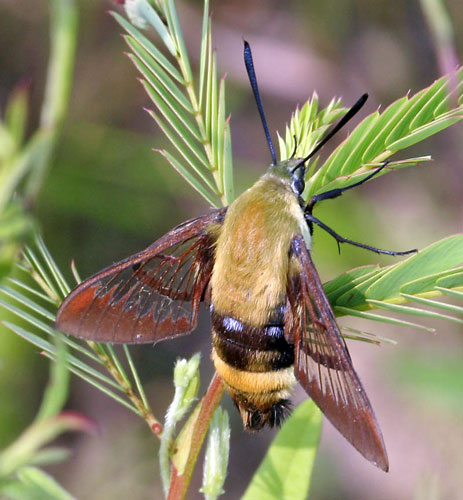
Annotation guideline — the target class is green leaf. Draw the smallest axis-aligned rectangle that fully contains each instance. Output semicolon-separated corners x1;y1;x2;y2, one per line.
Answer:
2;321;122;392
361;97;409;161
6;277;55;305
330;268;391;309
323;264;381;303
0;203;34;282
125;37;191;112
17;466;75;500
334;306;435;331
27;447;71;467
141;78;202;145
2;279;101;364
242;400;322;500
366;299;463;324
163;0;193;80
204;45;215;146
156;148;219;207
341;325;397;345
35;333;70;422
33;234;71;299
198;0;211;111
215;77;226;195
117;0;233;206
386;78;448;144
0;479;48;500
141;89;208;171
339;112;380;176
4;82;29;150
279;95;345;162
400;293;463;314
435;287;463;299
1;284;56;322
366;235;463;301
146;109;215;193
0;413;94;478
222;119;234;204
208;54;218;170
399;269;460;295
132;0;176;55
437;272;463;289
0;129;54;211
331;236;463;309
111;11;182;82
123;345;150;409
307;69;463;197
388;115;462;150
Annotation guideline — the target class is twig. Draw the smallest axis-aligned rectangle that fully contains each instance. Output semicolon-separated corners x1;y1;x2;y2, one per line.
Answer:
167;373;225;500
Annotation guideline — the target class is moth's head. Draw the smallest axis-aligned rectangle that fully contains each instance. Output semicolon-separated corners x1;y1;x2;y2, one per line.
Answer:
268;159;306;197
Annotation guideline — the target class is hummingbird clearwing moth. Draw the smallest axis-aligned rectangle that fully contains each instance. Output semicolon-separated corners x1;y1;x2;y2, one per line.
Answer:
57;41;417;472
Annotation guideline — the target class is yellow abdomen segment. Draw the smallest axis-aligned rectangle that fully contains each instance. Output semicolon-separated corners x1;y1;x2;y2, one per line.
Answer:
212;348;296;401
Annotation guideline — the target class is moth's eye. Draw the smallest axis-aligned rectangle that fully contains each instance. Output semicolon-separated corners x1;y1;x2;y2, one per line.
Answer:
291;178;305;195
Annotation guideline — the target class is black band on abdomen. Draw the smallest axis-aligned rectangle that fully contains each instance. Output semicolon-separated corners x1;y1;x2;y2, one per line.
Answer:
211;306;294;372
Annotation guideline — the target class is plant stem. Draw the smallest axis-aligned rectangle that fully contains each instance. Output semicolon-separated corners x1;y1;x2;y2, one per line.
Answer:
167;373;225;500
175;55;221;198
163;0;226;205
25;0;78;203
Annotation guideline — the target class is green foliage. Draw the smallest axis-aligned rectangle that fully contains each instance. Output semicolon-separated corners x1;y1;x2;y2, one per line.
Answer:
200;408;230;500
0;202;34;282
279;69;463;200
159;354;201;495
0;237;158;423
2;466;76;500
0;0;78;283
112;0;234;207
1;0;462;499
324;235;463;337
105;2;462;494
278;95;345;170
4;230;459;496
242;400;322;500
0;330;91;500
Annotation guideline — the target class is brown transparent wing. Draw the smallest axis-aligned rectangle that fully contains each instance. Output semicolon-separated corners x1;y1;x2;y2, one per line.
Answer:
56;208;226;344
286;234;389;471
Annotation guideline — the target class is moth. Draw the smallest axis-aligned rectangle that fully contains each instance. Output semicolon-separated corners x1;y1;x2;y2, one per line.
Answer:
57;41;416;472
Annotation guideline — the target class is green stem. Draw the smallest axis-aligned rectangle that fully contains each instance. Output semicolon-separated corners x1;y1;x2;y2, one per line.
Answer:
419;0;459;76
175;54;220;196
163;0;226;205
24;0;78;203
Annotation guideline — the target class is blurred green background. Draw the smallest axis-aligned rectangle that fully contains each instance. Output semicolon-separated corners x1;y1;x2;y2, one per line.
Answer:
1;0;462;499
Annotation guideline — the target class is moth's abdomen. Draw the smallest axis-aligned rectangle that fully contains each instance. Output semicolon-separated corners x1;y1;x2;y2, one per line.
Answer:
211;305;296;430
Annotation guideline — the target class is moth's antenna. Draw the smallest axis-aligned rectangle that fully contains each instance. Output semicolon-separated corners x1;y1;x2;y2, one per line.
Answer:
244;41;277;165
292;93;368;172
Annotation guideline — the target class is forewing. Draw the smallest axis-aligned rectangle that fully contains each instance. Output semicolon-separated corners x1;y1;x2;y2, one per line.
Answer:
56;209;226;343
286;234;389;471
